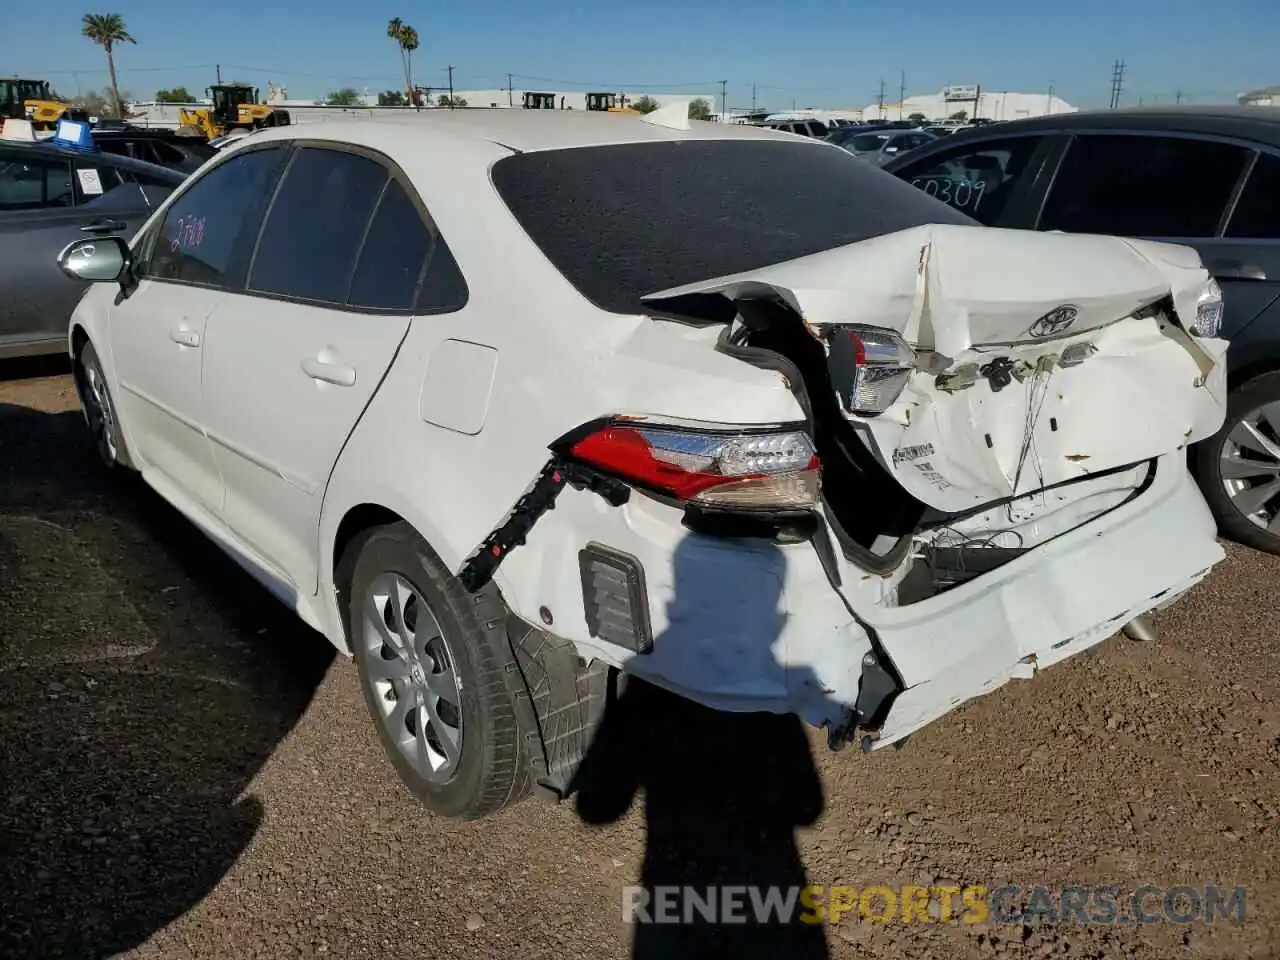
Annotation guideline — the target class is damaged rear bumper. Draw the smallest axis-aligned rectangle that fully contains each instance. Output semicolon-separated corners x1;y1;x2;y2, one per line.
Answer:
486;449;1222;749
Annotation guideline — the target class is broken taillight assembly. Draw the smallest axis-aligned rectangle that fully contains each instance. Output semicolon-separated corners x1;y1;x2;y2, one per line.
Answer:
566;422;820;510
824;325;917;416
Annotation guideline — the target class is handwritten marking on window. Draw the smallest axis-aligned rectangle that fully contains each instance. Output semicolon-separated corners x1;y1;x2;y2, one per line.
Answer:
910;177;987;211
168;213;207;252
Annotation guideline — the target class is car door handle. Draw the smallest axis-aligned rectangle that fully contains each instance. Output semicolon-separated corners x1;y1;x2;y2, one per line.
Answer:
169;325;200;348
1207;259;1267;282
81;218;127;234
301;356;356;387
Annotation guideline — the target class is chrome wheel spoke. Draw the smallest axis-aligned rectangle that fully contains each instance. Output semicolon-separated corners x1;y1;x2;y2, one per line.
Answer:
1229;478;1280;518
1219;452;1280;480
366;651;410;682
390;576;418;651
386;691;415;745
425;665;459;707
366;585;405;657
1257;401;1280;439
423;695;462;769
1230;420;1280;462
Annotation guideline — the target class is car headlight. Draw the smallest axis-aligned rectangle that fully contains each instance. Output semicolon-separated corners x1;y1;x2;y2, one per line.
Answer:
1191;278;1224;338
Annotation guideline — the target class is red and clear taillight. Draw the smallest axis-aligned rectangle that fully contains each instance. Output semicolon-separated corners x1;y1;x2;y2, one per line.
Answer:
825;325;917;416
566;422;820;510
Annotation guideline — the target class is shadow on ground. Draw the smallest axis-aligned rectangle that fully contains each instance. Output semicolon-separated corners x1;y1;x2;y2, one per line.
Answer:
0;405;335;958
573;538;832;960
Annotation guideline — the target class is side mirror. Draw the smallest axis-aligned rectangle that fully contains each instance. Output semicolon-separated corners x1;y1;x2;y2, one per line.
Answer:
57;236;131;283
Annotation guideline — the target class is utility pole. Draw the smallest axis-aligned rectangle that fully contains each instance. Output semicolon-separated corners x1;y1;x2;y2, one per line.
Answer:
876;79;885;120
507;72;513;107
1175;89;1183;104
447;65;455;108
719;79;727;122
1046;80;1055;115
898;69;905;120
216;63;222;83
751;82;757;113
1109;59;1126;109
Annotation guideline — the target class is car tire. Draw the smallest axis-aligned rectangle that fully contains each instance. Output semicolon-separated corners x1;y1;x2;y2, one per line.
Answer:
343;521;529;819
76;341;134;471
1192;371;1280;556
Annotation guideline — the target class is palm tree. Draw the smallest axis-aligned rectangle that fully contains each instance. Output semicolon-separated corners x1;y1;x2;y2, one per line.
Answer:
386;17;419;103
81;13;135;118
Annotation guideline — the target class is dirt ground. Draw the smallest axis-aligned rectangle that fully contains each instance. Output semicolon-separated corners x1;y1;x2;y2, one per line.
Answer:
1;359;1278;960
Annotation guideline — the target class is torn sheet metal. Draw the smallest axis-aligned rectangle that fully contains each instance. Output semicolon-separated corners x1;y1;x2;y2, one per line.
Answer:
642;223;1229;512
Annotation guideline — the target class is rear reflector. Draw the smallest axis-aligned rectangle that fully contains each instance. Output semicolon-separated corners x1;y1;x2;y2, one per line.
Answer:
579;543;653;654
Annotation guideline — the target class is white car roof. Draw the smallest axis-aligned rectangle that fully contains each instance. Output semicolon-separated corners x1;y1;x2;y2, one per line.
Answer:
238;110;805;156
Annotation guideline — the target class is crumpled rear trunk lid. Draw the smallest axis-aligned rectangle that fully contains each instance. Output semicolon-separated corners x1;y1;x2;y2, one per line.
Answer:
642;223;1229;512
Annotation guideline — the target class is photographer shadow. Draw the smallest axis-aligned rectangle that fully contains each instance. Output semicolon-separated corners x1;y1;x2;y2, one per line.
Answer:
573;535;833;960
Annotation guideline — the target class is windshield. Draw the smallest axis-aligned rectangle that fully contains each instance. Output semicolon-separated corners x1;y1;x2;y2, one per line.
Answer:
491;139;974;315
19;80;50;101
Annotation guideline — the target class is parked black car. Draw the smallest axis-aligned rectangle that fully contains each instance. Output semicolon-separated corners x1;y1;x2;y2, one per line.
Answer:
883;106;1280;555
0;139;186;359
90;126;216;175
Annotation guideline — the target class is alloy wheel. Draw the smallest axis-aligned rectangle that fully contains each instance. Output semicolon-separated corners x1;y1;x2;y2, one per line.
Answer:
83;363;119;465
1218;401;1280;534
360;572;463;783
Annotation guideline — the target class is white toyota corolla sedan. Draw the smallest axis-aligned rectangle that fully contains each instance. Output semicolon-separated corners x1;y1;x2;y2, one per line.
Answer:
57;106;1230;819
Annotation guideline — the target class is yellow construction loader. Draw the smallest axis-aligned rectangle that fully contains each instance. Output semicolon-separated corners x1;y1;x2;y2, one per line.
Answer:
177;82;291;139
0;77;89;130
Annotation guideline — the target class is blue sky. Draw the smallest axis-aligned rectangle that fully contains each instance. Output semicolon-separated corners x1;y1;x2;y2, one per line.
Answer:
3;0;1274;110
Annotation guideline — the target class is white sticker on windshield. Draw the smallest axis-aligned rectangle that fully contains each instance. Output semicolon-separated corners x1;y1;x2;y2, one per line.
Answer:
77;168;103;196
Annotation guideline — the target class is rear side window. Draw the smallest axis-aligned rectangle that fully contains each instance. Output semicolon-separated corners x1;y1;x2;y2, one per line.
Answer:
491;139;974;315
895;136;1045;225
1039;134;1250;238
143;146;285;287
249;147;387;304
346;179;431;311
1225;152;1280;240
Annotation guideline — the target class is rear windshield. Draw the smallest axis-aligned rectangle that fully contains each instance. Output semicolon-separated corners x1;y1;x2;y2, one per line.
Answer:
850;133;893;152
491;139;973;315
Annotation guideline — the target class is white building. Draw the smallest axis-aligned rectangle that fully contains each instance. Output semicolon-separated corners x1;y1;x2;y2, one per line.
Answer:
1239;86;1280;106
853;87;1076;123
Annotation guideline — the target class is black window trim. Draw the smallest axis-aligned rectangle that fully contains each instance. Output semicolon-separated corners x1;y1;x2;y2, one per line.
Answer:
1030;127;1262;242
239;138;469;316
132;140;289;293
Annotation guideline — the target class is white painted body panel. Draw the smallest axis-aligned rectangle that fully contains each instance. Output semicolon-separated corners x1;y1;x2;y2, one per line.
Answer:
65;113;1230;752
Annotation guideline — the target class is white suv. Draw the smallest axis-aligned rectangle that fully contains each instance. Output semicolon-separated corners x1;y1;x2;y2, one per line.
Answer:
57;110;1229;819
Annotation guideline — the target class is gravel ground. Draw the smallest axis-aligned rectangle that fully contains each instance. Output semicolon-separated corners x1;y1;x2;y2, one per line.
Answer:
1;359;1278;960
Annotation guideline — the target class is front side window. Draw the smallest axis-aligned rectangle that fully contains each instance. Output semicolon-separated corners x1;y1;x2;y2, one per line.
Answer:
1225;151;1280;240
248;147;388;305
0;150;72;211
895;136;1045;224
1039;134;1251;238
142;146;285;288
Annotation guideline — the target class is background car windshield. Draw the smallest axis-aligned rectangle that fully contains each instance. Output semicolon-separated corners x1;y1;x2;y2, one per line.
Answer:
491;139;974;315
850;133;892;152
